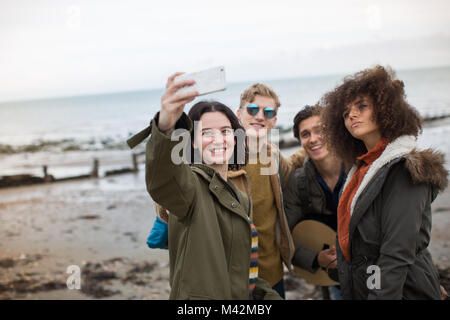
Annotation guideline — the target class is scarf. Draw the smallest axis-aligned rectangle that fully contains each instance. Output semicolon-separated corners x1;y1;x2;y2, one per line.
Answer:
337;139;388;262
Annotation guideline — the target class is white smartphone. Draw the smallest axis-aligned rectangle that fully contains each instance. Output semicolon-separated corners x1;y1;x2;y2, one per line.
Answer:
175;66;226;96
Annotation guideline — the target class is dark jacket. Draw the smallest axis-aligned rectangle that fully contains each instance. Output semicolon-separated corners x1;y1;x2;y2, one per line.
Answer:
337;135;448;300
283;157;344;273
283;158;346;273
143;112;280;300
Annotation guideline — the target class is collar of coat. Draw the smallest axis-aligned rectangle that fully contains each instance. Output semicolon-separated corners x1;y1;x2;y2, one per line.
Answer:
342;135;448;216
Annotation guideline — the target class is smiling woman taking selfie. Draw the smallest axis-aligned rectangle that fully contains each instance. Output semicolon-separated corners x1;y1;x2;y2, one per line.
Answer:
321;65;448;300
142;72;280;300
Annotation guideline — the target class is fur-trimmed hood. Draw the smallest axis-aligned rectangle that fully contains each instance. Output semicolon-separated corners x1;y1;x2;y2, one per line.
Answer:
288;148;307;169
343;135;448;216
404;148;448;192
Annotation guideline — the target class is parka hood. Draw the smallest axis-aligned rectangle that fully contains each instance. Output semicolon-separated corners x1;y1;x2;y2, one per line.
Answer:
288;148;307;169
404;148;448;193
343;135;448;216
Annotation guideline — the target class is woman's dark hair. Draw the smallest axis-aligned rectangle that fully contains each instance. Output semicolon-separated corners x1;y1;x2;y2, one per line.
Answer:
293;104;324;142
188;100;248;170
320;65;423;165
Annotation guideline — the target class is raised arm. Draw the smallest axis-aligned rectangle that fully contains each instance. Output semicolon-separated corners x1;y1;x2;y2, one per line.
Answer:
145;73;199;218
283;169;321;272
283;170;304;231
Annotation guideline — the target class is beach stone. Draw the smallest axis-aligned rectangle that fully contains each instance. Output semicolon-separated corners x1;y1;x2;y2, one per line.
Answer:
0;258;15;268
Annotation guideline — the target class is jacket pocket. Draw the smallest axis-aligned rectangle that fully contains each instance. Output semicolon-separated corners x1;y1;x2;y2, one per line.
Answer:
356;213;380;247
351;256;370;300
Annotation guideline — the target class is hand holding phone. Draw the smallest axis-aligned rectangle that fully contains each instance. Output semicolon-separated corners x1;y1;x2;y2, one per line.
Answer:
159;72;198;133
174;66;226;96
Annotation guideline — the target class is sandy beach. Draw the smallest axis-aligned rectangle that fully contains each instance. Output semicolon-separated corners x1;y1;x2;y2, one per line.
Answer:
0;148;449;300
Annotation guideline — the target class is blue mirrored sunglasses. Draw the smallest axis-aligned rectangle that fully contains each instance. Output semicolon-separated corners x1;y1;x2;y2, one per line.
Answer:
245;104;276;119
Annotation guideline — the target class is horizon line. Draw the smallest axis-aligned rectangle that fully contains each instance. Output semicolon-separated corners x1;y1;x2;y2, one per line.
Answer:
1;64;449;105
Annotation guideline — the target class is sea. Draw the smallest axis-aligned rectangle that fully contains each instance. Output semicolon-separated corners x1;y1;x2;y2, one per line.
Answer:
1;66;450;171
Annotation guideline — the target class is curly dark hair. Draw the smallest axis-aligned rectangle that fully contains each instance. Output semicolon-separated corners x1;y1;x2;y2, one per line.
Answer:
320;65;423;165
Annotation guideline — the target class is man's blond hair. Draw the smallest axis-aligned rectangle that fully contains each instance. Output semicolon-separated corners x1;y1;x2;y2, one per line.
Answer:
240;83;281;108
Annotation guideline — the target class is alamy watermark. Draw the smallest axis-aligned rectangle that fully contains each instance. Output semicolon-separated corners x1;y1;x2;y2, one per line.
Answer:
168;121;280;175
65;263;381;292
367;265;381;290
66;265;81;290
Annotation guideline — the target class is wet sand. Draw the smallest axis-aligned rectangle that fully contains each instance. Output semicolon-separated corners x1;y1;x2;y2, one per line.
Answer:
0;168;172;300
1;150;449;300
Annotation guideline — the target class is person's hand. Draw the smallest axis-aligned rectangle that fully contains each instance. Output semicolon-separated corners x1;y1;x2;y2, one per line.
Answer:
317;246;337;269
158;72;198;133
440;285;449;300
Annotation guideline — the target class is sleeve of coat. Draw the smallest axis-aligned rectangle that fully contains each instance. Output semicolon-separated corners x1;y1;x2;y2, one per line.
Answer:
283;169;320;273
278;152;293;190
367;164;428;300
145;113;197;219
252;277;283;300
283;170;303;231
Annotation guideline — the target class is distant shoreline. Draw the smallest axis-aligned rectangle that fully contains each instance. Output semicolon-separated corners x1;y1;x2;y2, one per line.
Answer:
2;114;450;155
1;65;449;105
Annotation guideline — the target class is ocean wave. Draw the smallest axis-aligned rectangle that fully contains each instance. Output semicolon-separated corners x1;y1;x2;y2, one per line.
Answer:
0;137;131;154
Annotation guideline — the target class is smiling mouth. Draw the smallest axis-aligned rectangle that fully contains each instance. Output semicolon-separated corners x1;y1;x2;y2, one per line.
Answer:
310;145;322;152
210;148;226;156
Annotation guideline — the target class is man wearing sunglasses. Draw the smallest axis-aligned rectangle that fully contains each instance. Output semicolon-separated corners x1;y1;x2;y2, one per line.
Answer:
237;83;304;299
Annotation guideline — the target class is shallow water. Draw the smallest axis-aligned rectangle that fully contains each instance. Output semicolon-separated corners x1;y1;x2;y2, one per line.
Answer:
1;66;449;147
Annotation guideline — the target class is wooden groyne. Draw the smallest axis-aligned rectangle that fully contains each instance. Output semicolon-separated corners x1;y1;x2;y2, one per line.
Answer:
1;110;449;189
0;152;144;189
422;109;450;121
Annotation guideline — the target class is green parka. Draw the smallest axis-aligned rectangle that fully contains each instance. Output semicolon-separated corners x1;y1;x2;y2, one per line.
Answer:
143;113;280;300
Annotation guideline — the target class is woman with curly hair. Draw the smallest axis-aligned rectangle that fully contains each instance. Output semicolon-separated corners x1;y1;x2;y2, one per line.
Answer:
320;65;448;300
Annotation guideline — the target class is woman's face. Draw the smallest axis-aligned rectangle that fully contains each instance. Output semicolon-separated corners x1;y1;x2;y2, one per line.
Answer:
193;111;236;166
343;95;381;145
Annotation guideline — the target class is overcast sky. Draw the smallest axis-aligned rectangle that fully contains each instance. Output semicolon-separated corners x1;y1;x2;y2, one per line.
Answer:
1;0;449;102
